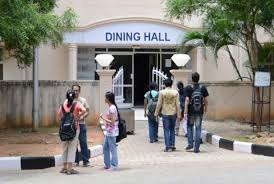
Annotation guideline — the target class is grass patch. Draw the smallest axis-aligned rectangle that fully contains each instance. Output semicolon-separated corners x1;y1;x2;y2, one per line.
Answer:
227;135;252;142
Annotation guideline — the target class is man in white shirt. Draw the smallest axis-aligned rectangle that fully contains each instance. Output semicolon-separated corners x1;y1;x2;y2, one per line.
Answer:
72;84;90;167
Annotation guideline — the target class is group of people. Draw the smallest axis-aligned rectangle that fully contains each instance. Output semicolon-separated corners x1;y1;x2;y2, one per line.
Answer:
144;72;209;153
57;71;209;175
58;84;120;174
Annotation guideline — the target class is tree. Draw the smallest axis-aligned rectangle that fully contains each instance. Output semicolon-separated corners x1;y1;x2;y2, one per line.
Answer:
166;0;274;79
166;0;274;131
0;0;77;67
0;0;77;131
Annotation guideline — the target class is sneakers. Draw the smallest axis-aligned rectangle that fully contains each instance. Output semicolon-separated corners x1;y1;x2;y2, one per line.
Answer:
185;145;193;150
83;162;91;167
164;148;172;152
194;150;200;153
171;147;176;151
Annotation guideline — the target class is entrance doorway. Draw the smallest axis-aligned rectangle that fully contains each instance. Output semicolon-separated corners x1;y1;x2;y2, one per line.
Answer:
134;54;157;106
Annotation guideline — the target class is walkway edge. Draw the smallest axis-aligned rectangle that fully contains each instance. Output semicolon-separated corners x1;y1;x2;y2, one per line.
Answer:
201;130;274;157
0;123;106;171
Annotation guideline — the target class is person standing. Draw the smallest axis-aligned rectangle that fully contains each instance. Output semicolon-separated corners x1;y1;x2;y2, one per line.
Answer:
58;90;86;174
100;91;119;170
72;84;91;167
184;72;209;153
155;78;181;152
144;82;159;143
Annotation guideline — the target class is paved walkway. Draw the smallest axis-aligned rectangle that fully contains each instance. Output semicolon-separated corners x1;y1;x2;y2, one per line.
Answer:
1;120;274;184
92;121;273;167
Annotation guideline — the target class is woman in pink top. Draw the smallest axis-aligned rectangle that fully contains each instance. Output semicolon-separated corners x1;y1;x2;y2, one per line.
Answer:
58;90;86;175
100;91;119;170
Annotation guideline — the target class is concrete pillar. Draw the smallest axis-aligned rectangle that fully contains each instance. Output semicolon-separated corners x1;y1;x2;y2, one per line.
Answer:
170;69;192;86
68;44;77;80
191;47;205;81
96;69;116;113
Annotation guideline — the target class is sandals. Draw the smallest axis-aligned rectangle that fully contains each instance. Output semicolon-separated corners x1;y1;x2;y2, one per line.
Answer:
66;169;79;175
60;168;67;173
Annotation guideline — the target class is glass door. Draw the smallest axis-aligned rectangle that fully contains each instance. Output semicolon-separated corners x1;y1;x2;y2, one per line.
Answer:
110;53;133;108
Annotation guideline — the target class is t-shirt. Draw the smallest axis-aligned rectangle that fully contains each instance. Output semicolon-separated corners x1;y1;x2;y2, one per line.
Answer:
105;104;119;137
185;84;209;115
144;90;158;114
74;97;90;124
58;100;84;130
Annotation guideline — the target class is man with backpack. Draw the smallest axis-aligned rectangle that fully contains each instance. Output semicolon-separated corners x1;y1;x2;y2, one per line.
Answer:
72;84;91;167
144;82;159;143
155;78;181;152
184;72;209;153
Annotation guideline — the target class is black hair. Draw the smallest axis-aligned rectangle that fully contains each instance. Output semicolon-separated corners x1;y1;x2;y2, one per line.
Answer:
72;84;81;91
177;81;184;96
105;91;120;121
163;78;173;87
192;72;200;83
66;89;75;107
149;82;158;91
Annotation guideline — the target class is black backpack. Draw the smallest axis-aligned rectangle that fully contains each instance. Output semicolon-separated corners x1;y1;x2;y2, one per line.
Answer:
116;118;127;143
59;103;77;141
190;85;204;114
147;91;158;120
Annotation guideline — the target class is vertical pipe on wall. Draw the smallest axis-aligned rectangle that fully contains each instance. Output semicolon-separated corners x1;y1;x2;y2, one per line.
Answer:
32;47;39;131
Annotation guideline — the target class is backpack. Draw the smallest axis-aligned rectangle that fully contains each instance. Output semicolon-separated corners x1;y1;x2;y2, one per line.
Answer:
116;118;127;143
147;91;158;120
59;103;77;141
190;85;204;114
179;94;186;111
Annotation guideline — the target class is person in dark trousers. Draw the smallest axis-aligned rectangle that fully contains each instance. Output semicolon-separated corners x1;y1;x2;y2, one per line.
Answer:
184;72;209;153
155;78;181;152
144;82;159;143
175;81;187;137
72;84;91;167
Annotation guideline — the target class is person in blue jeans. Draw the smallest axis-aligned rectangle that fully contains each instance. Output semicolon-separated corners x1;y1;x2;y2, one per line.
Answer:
144;82;159;143
154;78;181;152
72;84;91;167
100;92;119;170
184;72;209;153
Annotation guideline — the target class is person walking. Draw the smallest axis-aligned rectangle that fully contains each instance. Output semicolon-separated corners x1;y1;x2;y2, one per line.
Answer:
72;84;91;167
58;90;86;174
155;78;181;152
100;91;119;170
176;81;187;137
144;82;159;143
184;72;209;153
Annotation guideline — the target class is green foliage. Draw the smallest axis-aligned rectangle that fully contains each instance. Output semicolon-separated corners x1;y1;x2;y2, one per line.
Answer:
0;0;77;68
166;0;274;80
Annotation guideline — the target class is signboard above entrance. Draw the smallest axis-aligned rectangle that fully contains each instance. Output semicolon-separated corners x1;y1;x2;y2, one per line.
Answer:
64;21;186;45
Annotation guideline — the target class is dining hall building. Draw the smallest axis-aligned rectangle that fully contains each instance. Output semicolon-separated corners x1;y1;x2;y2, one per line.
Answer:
1;0;273;108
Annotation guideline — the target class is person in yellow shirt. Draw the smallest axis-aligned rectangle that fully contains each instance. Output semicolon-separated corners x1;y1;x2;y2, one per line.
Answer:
154;78;181;152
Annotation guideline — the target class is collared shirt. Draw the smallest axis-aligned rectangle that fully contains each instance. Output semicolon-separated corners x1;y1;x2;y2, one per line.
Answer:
74;96;90;124
154;87;181;118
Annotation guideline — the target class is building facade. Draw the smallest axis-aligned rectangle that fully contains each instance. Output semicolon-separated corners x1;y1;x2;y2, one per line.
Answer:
1;0;272;106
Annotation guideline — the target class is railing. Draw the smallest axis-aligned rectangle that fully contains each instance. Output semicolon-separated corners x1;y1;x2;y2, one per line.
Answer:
112;67;124;104
152;67;168;90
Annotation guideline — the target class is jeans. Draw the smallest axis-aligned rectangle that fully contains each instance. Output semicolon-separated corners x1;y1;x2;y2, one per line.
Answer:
187;115;203;152
75;124;90;164
148;117;158;142
103;136;118;168
162;114;176;150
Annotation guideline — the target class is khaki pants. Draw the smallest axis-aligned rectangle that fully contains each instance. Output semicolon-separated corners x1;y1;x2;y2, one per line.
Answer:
62;130;79;163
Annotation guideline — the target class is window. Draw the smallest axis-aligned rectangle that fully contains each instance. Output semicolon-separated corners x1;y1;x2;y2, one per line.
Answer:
77;47;97;80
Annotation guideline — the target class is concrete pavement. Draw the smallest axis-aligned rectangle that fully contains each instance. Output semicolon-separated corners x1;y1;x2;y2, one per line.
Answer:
1;120;274;184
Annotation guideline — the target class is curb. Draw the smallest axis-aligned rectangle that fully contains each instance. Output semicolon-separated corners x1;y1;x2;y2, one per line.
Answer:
201;130;274;157
0;123;106;171
0;145;103;171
